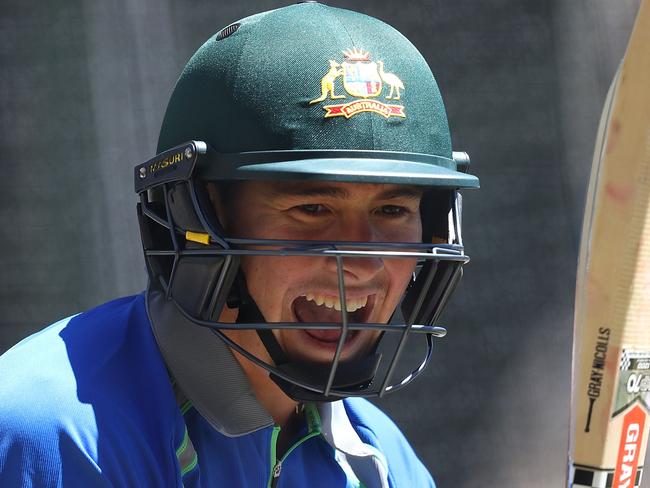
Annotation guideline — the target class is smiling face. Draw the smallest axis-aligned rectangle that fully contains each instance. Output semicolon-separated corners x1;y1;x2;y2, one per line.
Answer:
214;180;423;365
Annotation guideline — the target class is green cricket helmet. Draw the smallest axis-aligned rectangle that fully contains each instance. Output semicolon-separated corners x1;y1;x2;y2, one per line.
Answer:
135;2;479;402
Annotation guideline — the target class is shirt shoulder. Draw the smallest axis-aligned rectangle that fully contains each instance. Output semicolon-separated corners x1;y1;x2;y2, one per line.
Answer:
343;397;436;488
0;295;182;487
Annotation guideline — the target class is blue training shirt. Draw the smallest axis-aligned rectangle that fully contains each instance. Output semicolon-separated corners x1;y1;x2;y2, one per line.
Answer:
0;294;435;487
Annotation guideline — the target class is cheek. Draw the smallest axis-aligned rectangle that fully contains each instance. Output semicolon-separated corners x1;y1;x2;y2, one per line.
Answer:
377;215;422;244
240;255;318;321
240;256;284;318
388;257;417;286
380;258;418;315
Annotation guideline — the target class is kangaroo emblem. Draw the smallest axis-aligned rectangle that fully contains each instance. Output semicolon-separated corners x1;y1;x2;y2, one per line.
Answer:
309;48;406;119
377;61;404;100
310;61;345;104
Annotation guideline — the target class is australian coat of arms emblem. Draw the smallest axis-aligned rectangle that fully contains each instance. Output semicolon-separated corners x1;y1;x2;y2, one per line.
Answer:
310;48;406;119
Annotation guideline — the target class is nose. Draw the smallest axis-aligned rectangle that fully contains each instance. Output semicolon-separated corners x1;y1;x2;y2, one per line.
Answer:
327;254;384;283
324;215;384;282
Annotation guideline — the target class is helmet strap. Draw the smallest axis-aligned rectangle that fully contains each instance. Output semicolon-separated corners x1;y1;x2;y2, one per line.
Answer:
232;273;289;367
256;329;289;367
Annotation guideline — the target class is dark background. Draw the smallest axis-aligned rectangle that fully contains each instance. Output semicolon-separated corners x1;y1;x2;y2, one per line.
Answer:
0;0;645;486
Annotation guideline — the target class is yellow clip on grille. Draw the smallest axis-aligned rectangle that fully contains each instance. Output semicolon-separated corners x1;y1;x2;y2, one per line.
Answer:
185;231;210;245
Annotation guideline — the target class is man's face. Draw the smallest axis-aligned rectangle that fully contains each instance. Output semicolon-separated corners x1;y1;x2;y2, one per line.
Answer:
219;180;423;365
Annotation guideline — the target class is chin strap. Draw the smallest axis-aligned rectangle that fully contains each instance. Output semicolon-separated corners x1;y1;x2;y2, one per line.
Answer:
271;355;382;402
231;272;382;402
232;273;289;367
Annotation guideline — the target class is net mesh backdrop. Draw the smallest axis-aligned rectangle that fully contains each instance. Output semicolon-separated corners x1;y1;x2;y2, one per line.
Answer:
0;0;644;486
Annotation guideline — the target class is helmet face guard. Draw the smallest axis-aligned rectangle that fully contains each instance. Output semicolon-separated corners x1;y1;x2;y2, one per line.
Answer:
135;141;472;401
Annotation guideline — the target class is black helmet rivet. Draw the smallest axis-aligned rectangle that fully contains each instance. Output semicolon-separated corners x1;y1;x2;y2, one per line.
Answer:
184;147;194;160
139;167;147;179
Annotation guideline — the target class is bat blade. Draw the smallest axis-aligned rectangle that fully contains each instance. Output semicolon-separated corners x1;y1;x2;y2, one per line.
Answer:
569;1;650;487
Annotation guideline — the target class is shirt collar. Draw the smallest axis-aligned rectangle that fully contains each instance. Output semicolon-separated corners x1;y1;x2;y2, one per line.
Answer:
317;402;390;488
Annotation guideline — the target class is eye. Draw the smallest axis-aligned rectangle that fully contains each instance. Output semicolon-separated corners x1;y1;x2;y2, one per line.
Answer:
295;203;327;215
378;205;409;216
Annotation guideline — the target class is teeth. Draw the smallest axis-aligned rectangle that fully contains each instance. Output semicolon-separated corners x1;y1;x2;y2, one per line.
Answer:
354;295;368;311
303;293;369;312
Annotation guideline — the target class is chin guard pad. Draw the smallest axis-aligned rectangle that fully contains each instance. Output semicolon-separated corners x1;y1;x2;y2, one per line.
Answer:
269;353;382;402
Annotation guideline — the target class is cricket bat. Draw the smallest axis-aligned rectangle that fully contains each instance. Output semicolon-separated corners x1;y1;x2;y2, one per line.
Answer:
568;1;650;487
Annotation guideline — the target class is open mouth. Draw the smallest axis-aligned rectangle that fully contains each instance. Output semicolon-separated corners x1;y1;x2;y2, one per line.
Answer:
291;293;374;343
